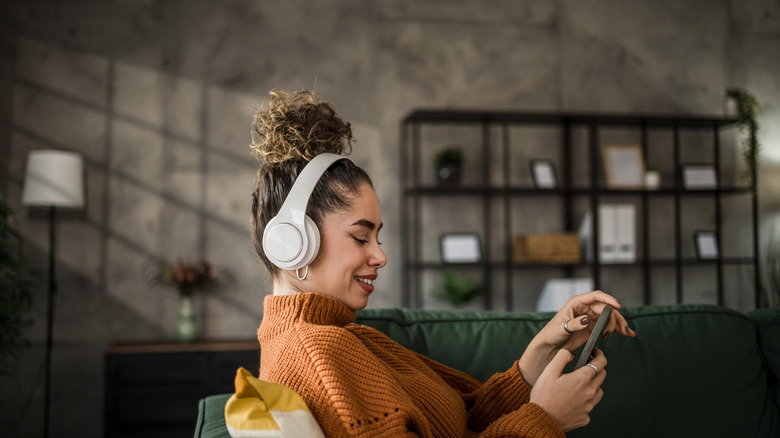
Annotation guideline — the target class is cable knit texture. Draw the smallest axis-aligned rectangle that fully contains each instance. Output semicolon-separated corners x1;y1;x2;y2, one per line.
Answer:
257;293;564;437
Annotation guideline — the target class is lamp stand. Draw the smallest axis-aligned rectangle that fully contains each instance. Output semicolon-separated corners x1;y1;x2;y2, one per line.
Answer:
43;206;57;438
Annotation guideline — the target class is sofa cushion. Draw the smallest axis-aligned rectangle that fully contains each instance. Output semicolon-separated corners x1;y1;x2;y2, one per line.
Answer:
357;304;780;437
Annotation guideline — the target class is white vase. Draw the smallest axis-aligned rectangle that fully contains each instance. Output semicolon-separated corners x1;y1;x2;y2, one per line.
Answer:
645;170;661;190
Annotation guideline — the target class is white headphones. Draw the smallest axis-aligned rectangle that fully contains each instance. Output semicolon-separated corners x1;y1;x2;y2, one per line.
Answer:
262;153;350;275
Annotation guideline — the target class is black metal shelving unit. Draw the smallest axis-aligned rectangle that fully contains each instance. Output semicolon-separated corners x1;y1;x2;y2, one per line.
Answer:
400;109;759;311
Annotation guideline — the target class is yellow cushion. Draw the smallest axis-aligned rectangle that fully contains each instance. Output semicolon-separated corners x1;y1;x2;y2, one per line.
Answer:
224;367;325;438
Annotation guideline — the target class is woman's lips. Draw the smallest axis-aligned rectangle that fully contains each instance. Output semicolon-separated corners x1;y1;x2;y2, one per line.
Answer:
355;275;376;293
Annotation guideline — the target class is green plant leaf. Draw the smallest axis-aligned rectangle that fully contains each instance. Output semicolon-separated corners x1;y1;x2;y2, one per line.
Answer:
0;194;41;376
432;270;482;308
725;87;762;186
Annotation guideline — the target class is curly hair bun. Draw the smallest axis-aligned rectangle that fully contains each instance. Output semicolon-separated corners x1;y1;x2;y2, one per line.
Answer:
251;90;353;164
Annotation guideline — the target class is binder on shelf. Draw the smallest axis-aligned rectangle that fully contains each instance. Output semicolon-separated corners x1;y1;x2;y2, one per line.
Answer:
579;203;636;264
579;211;593;262
616;204;636;263
599;204;618;263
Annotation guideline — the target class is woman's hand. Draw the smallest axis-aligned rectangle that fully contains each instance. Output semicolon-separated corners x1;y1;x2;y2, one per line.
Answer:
518;290;636;386
529;348;607;432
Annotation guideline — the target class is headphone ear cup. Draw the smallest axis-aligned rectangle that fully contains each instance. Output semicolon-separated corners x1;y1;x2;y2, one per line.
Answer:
262;215;306;270
295;216;321;269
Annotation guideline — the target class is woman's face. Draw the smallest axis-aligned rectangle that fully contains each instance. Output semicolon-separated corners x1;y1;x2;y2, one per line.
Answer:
294;182;387;310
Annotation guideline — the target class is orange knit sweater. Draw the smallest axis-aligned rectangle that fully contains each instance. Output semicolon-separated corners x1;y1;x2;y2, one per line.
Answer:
257;293;564;438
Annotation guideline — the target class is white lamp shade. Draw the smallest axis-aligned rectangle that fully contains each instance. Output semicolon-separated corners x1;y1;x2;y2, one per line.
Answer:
22;150;85;208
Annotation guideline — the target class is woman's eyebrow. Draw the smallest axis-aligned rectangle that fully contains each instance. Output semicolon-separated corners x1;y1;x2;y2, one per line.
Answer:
351;219;383;231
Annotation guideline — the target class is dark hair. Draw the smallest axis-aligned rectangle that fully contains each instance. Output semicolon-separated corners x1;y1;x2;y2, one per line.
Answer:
250;90;372;278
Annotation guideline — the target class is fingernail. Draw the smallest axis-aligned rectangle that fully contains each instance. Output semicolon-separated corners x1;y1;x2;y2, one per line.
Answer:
580;316;589;326
603;331;612;341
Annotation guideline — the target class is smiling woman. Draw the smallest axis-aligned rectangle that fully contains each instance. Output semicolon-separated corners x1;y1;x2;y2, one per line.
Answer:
247;90;635;438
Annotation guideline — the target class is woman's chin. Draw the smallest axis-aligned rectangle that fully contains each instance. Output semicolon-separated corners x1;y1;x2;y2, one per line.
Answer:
348;294;370;311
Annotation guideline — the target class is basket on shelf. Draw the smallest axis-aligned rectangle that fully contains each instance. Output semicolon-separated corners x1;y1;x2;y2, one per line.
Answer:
513;233;581;264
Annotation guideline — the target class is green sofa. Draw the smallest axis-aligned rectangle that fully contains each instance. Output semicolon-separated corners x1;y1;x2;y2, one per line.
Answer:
195;304;780;437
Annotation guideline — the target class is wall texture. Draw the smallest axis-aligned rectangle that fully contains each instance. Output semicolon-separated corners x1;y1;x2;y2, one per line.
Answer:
0;0;778;436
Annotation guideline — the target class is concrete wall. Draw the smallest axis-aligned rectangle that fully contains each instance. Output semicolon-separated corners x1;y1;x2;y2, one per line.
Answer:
0;1;778;436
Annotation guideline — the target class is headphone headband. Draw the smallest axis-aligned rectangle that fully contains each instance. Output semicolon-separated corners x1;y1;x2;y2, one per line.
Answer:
262;153;351;271
276;153;348;227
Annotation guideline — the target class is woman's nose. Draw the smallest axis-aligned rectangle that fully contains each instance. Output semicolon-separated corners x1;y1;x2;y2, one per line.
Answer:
370;244;387;268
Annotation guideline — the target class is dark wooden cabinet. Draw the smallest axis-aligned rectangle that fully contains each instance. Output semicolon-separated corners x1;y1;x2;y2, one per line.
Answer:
104;341;259;438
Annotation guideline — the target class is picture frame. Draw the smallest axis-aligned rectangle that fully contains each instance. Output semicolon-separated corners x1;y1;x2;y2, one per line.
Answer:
530;159;558;189
694;231;719;260
682;164;718;190
440;233;481;264
601;145;646;190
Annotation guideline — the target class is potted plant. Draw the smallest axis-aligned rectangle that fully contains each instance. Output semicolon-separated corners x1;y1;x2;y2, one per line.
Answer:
433;146;464;186
725;87;762;185
433;270;482;308
0;195;41;376
145;258;219;343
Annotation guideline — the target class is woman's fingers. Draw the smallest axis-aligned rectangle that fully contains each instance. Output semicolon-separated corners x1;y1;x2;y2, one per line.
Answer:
531;348;608;432
588;348;607;375
564;315;590;335
609;310;637;338
567;291;637;339
580;348;607;386
570;290;623;311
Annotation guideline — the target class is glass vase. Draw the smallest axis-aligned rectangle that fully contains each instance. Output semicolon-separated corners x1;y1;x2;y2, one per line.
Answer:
176;294;197;343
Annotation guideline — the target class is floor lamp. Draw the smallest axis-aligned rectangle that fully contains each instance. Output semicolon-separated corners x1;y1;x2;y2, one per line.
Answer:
21;150;85;438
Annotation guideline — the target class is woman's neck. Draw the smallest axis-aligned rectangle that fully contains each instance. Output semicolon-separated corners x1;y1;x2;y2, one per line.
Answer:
272;275;304;295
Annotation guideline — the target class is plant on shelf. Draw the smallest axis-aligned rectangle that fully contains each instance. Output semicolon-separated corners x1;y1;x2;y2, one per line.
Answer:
145;258;219;343
0;195;42;376
725;87;762;186
433;146;464;186
433;270;482;308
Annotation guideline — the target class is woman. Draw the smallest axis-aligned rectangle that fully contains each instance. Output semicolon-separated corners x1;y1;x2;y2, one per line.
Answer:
250;90;636;437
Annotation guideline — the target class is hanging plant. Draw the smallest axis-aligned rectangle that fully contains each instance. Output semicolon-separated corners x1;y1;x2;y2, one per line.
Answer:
725;87;762;186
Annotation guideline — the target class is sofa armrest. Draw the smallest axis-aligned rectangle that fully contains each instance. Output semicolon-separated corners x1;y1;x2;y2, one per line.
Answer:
194;394;231;438
749;307;780;406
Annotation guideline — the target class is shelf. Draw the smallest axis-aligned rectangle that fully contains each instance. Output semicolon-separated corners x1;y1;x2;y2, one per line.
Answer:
405;186;754;197
401;109;759;310
408;257;755;270
404;109;738;127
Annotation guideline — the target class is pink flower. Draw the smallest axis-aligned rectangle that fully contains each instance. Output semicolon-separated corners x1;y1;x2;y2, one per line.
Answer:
149;257;219;297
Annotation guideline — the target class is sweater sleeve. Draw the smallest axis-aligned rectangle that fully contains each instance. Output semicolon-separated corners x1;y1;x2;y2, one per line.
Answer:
414;353;565;437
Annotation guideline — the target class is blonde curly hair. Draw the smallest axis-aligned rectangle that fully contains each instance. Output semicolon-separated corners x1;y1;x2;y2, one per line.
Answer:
250;90;353;164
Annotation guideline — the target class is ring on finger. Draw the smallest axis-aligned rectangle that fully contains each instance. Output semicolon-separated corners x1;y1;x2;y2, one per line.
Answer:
563;320;574;334
585;363;599;374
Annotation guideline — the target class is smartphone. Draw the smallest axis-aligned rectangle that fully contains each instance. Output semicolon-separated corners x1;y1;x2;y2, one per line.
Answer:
574;304;613;370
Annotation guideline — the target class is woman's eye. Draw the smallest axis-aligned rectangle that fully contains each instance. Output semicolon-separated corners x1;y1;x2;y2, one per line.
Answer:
352;236;368;245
